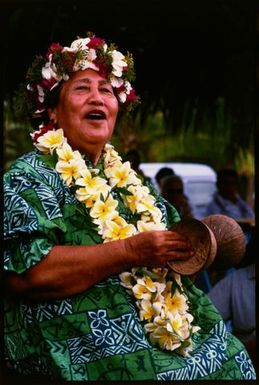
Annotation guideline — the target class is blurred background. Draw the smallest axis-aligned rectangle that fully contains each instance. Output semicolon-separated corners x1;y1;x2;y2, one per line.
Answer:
2;0;257;208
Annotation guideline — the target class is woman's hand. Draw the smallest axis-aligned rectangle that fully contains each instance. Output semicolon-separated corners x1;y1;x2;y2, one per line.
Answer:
124;230;194;267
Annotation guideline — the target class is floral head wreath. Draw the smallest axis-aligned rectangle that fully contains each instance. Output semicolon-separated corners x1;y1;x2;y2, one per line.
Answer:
24;32;140;122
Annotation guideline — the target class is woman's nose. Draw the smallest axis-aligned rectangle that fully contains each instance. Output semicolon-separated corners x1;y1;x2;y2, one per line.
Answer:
88;88;104;105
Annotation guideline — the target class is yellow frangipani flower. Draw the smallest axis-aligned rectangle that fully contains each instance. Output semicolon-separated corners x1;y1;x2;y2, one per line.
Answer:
125;185;149;213
75;187;96;208
103;144;122;168
76;168;110;197
103;217;136;241
132;276;157;300
164;289;188;315
169;272;183;288
105;161;136;188
132;284;152;301
35;128;65;154
55;158;85;186
139;299;162;321
90;195;118;222
150;206;163;223
149;325;182;351
135;194;156;214
152;282;167;302
168;312;194;340
144;315;168;335
167;313;183;335
56;142;82;162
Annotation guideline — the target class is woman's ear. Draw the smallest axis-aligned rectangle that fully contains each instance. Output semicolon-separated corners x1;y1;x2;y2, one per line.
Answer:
47;108;57;122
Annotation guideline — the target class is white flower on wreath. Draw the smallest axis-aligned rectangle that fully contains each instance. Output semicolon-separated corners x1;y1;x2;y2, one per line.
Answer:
118;81;133;103
73;49;99;72
70;37;91;50
110;76;124;89
42;61;60;81
109;50;127;77
138;299;162;322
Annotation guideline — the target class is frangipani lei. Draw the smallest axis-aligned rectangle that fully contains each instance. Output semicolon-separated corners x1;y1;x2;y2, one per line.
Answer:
32;123;200;355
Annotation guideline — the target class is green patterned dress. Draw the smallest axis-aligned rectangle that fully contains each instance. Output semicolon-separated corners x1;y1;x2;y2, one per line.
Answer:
4;151;256;381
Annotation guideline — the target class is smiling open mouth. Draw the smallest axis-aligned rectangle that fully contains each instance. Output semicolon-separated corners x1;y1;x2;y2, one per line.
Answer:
86;111;106;120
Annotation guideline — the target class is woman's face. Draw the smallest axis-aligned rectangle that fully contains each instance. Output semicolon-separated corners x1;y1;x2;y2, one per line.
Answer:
49;69;119;160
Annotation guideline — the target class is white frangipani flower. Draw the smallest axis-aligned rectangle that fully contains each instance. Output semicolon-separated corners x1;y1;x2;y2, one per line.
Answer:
70;37;91;50
42;62;59;80
110;77;124;88
109;50;127;77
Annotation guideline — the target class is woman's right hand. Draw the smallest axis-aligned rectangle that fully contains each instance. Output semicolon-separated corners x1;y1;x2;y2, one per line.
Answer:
124;229;194;268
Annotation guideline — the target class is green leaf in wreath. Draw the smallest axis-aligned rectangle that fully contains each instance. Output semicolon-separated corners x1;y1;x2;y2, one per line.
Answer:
38;153;58;168
116;187;133;196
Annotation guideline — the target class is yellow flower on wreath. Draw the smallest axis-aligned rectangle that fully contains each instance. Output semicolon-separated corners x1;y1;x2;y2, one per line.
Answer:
55;158;85;186
132;276;157;300
56;142;82;162
76;168;110;196
138;299;162;322
90;194;118;223
105;161;138;188
164;289;189;315
36;128;65;154
103;216;137;241
124;185;149;213
148;323;182;351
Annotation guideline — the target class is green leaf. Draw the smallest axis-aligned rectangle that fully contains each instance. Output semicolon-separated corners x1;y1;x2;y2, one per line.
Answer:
136;268;161;280
38;153;58;168
116;187;133;196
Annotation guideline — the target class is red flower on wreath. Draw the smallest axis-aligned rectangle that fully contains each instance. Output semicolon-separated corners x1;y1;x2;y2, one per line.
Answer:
88;37;106;49
32;120;56;142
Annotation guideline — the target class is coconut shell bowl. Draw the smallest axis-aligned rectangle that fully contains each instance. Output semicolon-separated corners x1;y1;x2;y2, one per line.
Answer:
168;214;246;275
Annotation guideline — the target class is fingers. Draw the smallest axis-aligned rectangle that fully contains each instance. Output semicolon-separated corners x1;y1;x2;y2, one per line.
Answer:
165;250;194;261
159;232;193;254
125;229;194;268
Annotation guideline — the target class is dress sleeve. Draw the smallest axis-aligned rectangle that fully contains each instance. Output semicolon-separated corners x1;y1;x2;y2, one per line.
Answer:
4;169;67;274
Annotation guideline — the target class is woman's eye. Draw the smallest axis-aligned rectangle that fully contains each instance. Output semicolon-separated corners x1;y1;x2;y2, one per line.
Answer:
75;85;89;91
100;87;112;93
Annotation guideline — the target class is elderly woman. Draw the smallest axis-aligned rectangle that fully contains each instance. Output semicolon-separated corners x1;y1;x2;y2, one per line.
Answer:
4;33;255;381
